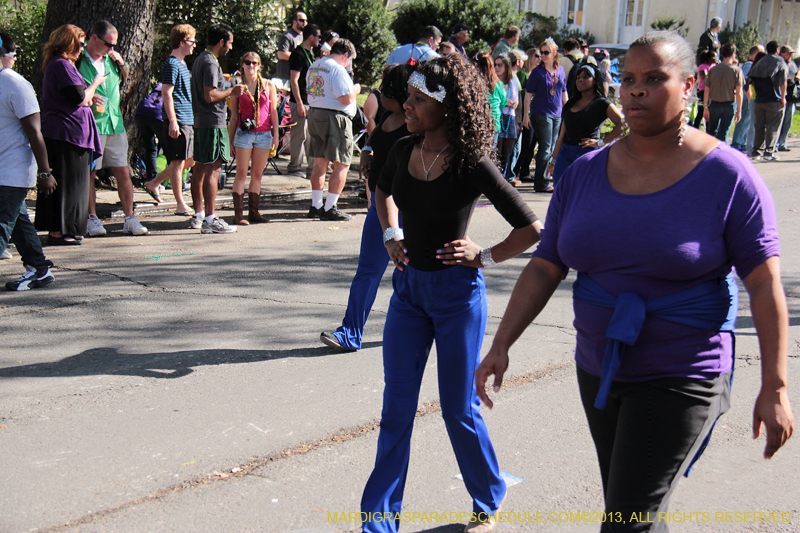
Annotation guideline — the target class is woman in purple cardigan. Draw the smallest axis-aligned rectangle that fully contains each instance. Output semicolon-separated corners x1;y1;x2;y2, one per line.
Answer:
35;24;103;245
476;31;793;531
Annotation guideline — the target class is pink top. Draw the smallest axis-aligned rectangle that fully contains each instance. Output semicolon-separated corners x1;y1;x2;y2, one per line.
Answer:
238;88;273;133
697;63;713;92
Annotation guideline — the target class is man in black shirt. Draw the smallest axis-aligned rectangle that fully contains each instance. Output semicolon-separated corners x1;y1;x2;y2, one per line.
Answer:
288;24;320;176
697;18;722;55
275;12;307;85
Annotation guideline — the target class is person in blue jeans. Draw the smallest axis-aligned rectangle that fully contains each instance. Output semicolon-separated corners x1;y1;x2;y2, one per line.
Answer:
522;38;567;192
361;55;542;533
0;47;57;290
703;43;744;143
320;65;412;351
547;63;623;188
731;44;764;152
775;45;798;152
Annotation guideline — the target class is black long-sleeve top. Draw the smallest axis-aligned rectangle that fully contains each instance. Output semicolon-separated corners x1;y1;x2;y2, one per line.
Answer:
378;136;538;271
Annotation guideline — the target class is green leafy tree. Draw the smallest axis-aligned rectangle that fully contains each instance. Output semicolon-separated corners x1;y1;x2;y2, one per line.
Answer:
299;0;397;86
720;21;760;64
154;0;282;79
391;0;520;59
519;11;594;50
0;0;48;79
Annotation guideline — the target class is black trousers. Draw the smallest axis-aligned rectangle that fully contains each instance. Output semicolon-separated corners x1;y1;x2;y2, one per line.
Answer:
35;139;91;237
577;367;731;532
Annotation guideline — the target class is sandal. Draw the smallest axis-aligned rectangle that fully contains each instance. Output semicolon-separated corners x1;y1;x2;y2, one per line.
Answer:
143;182;163;203
48;235;82;246
175;209;195;217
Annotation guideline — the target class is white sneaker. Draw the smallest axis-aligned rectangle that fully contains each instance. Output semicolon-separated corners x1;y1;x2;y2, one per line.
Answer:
1;249;11;260
190;217;203;230
123;216;148;236
201;217;237;234
86;216;107;237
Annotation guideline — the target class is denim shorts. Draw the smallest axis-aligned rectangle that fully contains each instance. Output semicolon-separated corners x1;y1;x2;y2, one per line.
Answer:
233;129;273;150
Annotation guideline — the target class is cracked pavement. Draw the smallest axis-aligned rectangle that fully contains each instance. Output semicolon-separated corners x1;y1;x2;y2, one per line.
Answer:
1;153;800;532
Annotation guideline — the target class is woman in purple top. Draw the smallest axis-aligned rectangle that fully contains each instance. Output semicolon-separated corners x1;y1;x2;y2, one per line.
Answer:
522;38;567;193
35;24;103;245
477;32;793;530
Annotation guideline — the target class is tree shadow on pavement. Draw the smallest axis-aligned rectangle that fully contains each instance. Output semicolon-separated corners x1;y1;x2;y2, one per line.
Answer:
0;342;382;380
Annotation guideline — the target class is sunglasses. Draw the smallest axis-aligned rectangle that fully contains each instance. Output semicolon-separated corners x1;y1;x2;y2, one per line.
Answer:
4;51;16;58
243;59;259;66
184;39;196;44
533;54;540;58
540;50;551;55
494;63;504;67
79;42;86;49
297;18;308;22
99;37;115;49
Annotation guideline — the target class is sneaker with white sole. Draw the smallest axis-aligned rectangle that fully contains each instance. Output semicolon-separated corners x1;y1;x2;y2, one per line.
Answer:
86;216;107;237
190;217;203;230
1;249;11;260
123;216;148;236
6;266;55;291
201;217;237;234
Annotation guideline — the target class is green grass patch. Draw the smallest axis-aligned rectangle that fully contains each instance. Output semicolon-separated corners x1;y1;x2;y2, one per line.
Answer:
792;108;800;136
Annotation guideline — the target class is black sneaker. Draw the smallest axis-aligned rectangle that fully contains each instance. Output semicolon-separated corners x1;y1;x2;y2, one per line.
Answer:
6;266;54;291
777;146;791;152
320;205;352;221
307;204;322;219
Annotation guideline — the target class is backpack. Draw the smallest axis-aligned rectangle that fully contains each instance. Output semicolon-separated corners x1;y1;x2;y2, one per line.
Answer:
566;54;598;99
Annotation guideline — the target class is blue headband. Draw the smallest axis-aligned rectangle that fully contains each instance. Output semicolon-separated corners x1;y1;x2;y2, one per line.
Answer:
408;71;446;103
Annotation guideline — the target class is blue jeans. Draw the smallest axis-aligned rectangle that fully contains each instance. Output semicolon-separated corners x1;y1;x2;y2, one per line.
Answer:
514;124;536;179
331;198;391;350
532;114;561;190
361;265;506;532
506;127;523;181
135;115;165;181
706;101;736;143
0;186;52;270
731;97;751;151
777;101;796;149
553;143;595;187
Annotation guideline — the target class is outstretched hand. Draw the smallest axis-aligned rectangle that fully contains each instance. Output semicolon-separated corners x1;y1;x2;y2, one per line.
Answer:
753;388;794;459
475;346;509;409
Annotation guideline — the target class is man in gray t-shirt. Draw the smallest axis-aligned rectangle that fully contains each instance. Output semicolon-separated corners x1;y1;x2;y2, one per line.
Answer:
190;23;243;234
276;12;306;84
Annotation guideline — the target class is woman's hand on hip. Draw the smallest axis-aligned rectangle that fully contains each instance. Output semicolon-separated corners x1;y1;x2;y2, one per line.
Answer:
475;345;509;409
386;239;409;271
436;237;481;268
753;387;794;459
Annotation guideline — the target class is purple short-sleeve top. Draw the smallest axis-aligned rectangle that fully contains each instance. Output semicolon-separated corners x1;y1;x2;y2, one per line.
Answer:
532;144;780;381
526;65;567;118
40;57;102;155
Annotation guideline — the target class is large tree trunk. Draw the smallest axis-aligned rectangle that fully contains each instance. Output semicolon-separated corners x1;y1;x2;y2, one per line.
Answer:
35;0;157;160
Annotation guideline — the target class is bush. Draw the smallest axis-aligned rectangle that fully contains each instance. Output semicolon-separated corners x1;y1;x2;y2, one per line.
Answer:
0;0;47;79
391;0;521;59
302;0;397;86
519;12;595;50
650;16;689;37
719;21;760;64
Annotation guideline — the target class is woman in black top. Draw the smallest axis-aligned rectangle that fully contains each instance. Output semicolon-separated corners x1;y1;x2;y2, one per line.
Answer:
548;63;624;187
320;64;412;351
360;54;542;533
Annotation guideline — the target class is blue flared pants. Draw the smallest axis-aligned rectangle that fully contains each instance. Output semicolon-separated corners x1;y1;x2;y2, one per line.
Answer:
332;198;391;350
360;265;506;533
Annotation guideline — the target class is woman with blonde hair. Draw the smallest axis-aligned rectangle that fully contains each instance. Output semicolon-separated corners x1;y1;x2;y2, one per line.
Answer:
228;51;279;224
522;38;567;192
35;24;104;245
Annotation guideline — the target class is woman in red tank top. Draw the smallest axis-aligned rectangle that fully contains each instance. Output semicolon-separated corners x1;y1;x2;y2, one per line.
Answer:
228;52;279;224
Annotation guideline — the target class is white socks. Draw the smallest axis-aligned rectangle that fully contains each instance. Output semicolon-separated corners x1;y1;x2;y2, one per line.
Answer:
324;193;339;211
311;190;324;209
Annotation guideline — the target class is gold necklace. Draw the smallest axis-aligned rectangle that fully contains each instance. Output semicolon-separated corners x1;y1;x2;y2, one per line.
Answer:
420;138;449;181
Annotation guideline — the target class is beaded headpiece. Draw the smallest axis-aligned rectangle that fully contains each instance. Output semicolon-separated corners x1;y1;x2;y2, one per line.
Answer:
408;71;446;103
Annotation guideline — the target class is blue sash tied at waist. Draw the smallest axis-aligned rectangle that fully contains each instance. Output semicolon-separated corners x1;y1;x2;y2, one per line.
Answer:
573;271;738;409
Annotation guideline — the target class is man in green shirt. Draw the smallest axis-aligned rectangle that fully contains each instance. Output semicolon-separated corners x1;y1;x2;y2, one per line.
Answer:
77;20;147;236
492;26;520;60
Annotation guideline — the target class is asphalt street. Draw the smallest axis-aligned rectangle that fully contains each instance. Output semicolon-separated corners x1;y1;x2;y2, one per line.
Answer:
1;145;799;533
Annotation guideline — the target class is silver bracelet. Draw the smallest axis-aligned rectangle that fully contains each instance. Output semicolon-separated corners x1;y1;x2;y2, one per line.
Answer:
362;145;373;154
597;138;605;148
480;247;496;269
383;227;404;244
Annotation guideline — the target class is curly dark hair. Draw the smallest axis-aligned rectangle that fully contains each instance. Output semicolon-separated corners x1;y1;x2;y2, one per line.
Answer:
413;54;497;178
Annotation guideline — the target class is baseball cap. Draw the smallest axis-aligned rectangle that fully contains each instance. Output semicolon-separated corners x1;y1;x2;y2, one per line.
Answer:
508;49;528;62
452;23;471;34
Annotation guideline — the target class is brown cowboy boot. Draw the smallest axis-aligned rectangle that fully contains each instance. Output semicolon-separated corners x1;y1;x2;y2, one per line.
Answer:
248;192;269;223
232;192;249;225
